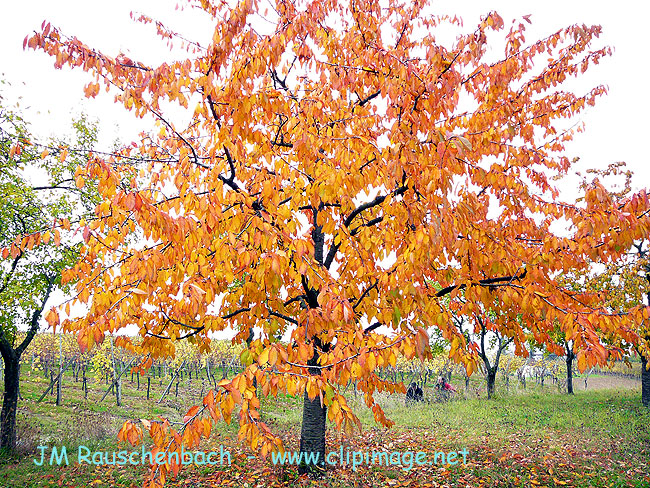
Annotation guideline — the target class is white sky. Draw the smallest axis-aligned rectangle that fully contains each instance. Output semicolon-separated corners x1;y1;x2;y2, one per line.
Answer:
1;0;648;336
1;0;648;189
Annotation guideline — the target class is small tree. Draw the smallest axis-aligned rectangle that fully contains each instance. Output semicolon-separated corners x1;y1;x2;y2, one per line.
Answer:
569;165;650;405
586;243;650;404
626;241;650;406
564;340;576;394
0;89;99;451
477;316;513;399
541;321;578;394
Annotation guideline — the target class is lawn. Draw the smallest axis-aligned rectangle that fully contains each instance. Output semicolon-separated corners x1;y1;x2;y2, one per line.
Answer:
1;370;648;488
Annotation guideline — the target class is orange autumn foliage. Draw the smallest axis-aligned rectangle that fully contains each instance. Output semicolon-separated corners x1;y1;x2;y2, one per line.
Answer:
26;0;650;485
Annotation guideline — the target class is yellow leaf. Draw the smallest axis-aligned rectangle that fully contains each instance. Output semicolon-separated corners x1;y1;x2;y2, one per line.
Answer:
366;353;376;372
258;348;270;365
577;353;587;372
269;346;278;366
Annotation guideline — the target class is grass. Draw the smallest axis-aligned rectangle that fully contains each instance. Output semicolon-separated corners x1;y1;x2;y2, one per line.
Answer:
0;368;648;487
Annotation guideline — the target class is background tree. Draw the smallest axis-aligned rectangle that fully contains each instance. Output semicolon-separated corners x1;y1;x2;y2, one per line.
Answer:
584;243;650;404
449;298;517;399
476;315;514;400
26;0;650;484
570;164;650;405
631;241;650;406
563;338;577;394
0;86;99;452
531;322;577;394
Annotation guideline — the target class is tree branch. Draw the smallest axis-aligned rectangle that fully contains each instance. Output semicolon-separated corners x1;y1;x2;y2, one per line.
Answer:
268;310;299;325
343;185;407;228
353;281;378;311
357;90;380;107
0;251;23;296
363;321;382;335
324;186;406;269
436;268;528;298
16;274;55;356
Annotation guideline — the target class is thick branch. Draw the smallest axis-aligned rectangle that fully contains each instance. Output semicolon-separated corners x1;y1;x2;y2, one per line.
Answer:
221;307;252;320
311;206;325;265
268;310;299;325
353;281;378;311
343;185;407;228
16;274;55;356
436;268;528;298
357;90;380;106
363;321;382;335
0;251;23;296
219;147;240;191
323;186;406;269
301;275;319;309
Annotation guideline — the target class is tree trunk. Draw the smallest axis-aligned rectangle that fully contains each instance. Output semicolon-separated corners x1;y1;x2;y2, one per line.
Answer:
0;274;54;452
109;337;122;406
642;354;649;407
56;334;63;406
298;350;326;475
298;389;326;475
0;352;20;452
486;369;496;399
566;352;575;395
246;328;258;390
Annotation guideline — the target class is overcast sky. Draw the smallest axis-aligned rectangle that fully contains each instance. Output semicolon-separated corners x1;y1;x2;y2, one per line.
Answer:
2;0;648;189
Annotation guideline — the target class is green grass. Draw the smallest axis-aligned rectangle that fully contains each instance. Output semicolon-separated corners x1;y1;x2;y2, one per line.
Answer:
361;388;648;434
0;369;648;488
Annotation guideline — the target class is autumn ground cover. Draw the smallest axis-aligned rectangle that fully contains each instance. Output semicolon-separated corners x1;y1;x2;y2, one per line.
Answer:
1;368;648;488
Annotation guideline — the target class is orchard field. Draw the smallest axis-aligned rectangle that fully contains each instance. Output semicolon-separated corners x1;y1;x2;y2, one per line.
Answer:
0;335;649;487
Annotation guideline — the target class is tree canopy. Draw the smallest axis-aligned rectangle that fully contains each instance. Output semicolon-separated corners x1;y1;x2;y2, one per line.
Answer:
0;83;101;450
22;0;650;484
0;88;99;350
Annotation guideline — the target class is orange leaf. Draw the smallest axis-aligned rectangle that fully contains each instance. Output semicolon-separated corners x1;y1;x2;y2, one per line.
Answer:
125;193;136;211
203;390;215;407
45;309;59;328
183;405;200;423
